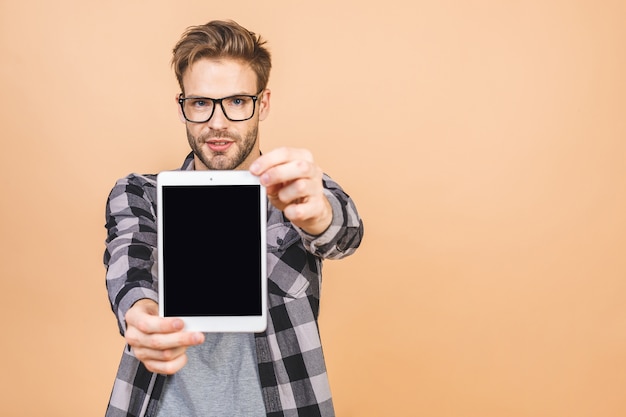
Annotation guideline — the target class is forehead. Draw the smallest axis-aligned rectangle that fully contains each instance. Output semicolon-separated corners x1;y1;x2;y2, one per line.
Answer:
182;58;257;97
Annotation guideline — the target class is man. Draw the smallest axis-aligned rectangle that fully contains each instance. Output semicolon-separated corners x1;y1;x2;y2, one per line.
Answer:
104;20;363;417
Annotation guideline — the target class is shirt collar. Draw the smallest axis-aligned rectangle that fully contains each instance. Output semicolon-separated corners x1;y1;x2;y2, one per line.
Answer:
181;152;195;171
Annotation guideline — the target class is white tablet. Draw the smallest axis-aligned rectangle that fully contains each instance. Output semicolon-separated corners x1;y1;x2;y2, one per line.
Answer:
157;170;267;332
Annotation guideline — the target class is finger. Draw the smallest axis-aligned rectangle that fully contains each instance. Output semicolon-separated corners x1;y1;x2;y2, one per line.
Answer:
282;194;324;222
249;147;313;176
274;178;311;205
126;305;185;335
132;344;187;363
282;194;333;235
126;327;205;351
258;159;320;189
143;352;189;375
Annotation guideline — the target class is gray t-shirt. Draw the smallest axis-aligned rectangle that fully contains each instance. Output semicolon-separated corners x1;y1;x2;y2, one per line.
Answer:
155;333;265;417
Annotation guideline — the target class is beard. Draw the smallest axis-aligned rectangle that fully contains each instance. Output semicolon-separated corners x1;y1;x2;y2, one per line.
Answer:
186;124;258;170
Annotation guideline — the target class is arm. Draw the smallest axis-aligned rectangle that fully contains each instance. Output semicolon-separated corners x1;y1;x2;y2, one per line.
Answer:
104;174;160;334
104;174;203;374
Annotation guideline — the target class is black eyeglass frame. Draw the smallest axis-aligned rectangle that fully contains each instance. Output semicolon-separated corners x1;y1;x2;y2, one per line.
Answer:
178;91;263;123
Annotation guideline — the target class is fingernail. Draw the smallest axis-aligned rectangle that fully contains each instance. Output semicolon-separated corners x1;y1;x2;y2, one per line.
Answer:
249;162;259;174
173;320;184;330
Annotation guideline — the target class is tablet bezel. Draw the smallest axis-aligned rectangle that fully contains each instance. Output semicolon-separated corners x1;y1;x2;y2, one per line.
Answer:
156;170;267;333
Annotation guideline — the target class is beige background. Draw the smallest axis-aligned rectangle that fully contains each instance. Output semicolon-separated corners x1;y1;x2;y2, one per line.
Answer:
1;1;625;416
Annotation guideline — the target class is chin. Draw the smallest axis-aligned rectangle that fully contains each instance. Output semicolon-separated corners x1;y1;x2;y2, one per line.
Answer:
199;154;237;170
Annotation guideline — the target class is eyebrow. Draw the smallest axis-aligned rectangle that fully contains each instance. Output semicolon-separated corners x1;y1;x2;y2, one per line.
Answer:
184;92;256;99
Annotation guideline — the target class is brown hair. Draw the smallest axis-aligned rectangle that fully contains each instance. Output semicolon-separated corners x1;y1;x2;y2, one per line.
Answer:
171;20;271;94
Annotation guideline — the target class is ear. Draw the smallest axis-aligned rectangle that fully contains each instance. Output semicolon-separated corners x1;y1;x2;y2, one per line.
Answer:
258;89;271;121
175;93;186;124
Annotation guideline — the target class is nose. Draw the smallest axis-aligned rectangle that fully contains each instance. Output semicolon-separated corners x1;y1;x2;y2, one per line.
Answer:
206;102;229;130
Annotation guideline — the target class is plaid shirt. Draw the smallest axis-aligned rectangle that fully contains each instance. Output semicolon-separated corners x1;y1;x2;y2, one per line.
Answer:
103;153;364;417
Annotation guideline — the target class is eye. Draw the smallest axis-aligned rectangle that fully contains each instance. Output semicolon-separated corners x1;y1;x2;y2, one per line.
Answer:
226;96;249;107
191;99;208;108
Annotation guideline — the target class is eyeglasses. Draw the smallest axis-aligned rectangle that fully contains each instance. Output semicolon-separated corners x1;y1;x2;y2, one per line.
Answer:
178;92;262;123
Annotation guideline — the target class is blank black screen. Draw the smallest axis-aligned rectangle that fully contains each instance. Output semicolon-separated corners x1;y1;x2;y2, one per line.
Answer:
161;185;262;316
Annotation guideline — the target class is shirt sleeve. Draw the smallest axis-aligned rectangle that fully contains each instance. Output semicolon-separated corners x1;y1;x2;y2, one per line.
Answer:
296;174;364;260
103;173;159;336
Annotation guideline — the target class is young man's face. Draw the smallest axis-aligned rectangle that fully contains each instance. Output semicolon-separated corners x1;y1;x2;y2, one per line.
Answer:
178;58;270;170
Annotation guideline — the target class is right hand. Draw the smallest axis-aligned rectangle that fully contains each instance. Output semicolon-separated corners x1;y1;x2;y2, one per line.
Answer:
124;299;205;375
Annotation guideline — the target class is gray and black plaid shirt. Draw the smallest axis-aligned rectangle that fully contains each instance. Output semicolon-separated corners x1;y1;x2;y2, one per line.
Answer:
103;153;364;417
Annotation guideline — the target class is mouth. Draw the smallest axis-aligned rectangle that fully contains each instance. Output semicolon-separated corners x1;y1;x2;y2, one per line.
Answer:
205;139;234;152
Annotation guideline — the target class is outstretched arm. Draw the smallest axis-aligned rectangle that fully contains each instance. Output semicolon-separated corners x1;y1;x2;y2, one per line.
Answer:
104;174;203;374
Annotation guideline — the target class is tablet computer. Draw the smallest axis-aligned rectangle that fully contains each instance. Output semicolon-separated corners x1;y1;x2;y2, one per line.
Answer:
157;170;267;333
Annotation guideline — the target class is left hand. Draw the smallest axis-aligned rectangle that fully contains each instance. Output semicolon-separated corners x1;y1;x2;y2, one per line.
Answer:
249;147;332;235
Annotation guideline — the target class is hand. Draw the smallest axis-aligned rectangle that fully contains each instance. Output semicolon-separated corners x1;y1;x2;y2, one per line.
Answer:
124;299;205;375
250;147;333;235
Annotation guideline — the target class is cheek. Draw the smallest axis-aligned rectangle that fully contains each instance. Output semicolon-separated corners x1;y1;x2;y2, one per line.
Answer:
187;124;207;140
243;122;259;141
